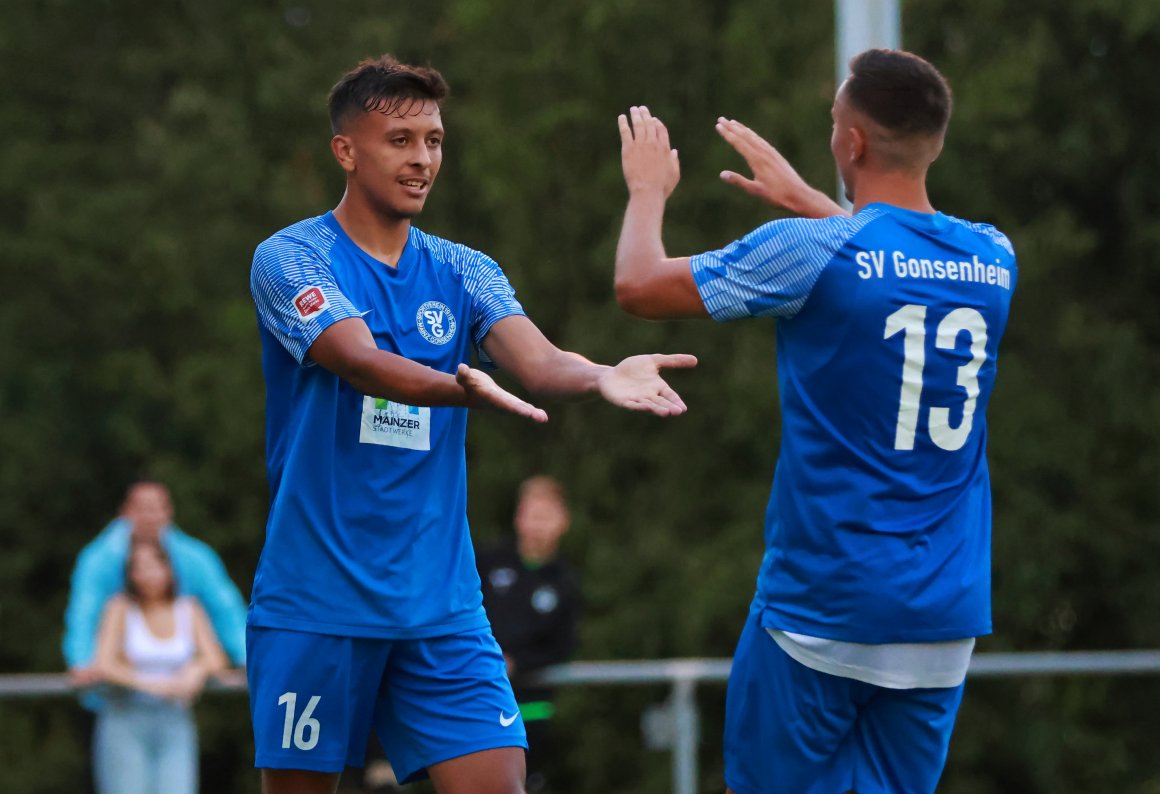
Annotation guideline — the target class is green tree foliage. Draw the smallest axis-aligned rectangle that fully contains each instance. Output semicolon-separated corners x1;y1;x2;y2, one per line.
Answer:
1;0;1157;791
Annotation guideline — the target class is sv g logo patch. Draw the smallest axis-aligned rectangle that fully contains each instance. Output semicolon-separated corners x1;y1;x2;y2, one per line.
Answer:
416;301;456;345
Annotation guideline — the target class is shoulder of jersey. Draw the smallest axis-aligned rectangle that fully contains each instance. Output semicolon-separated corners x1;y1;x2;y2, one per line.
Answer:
787;212;878;231
769;209;889;252
409;227;496;273
256;215;338;258
942;215;1015;258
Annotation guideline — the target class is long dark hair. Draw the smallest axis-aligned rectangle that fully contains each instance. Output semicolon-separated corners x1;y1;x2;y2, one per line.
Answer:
123;537;177;603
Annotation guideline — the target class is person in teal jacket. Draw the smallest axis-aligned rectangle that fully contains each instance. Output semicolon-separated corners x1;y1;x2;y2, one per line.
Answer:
63;481;248;690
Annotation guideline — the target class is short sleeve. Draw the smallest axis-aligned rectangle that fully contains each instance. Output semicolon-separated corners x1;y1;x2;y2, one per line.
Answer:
250;237;364;364
454;250;526;346
690;214;877;322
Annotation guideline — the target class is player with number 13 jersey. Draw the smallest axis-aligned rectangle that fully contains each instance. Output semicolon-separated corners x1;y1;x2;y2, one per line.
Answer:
713;204;1016;644
615;49;1016;794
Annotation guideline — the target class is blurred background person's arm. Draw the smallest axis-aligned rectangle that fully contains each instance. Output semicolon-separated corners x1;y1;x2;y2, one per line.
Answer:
169;534;249;668
62;519;132;684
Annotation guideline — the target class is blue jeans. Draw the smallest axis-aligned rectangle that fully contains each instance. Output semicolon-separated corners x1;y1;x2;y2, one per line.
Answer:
94;696;198;794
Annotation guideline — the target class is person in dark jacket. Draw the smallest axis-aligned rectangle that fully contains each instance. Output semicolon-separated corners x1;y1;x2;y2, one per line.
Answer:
478;476;583;793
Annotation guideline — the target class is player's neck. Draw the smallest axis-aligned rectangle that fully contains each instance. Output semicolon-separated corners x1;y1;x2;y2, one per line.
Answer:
333;193;412;266
850;171;935;215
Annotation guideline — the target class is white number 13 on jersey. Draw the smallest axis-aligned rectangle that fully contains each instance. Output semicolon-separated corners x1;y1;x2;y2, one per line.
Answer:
883;304;988;452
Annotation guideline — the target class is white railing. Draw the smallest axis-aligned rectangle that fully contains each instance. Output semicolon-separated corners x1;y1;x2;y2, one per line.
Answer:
4;651;1160;794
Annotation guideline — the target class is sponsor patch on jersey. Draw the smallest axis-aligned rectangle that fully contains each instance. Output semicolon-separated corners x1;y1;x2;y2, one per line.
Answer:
293;286;329;319
416;301;456;345
359;397;431;451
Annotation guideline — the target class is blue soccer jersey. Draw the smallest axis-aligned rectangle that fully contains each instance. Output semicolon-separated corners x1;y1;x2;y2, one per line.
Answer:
249;213;525;638
692;203;1016;643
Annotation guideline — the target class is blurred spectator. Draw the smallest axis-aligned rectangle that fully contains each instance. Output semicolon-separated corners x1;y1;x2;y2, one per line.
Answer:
477;476;583;793
63;480;248;684
91;537;228;794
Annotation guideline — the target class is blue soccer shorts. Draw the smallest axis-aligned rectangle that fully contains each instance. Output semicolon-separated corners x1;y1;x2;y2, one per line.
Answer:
723;612;965;794
247;625;527;783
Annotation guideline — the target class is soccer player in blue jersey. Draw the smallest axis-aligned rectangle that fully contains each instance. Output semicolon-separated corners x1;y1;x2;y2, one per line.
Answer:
247;55;696;794
614;49;1016;793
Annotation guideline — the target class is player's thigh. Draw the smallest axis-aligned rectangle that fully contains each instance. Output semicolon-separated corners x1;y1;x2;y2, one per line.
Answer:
724;613;859;794
247;626;390;774
428;746;525;794
848;682;966;794
374;627;526;788
261;768;341;794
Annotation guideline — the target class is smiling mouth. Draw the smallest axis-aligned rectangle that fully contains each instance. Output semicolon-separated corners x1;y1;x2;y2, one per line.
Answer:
400;178;429;190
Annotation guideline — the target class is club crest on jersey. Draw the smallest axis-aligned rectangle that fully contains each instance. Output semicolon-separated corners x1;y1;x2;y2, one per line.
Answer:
293;286;329;319
416;300;456;345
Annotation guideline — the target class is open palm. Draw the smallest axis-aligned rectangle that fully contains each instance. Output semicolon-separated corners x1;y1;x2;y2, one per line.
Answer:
598;354;698;416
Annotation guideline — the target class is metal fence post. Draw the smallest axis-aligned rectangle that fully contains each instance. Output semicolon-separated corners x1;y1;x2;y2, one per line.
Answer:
671;676;700;794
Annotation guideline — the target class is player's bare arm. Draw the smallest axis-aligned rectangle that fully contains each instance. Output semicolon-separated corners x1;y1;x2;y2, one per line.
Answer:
614;106;708;320
480;315;697;417
715;118;849;219
309;316;548;423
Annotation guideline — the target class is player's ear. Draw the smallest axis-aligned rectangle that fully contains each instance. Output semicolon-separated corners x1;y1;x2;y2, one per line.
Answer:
849;126;867;164
331;134;357;173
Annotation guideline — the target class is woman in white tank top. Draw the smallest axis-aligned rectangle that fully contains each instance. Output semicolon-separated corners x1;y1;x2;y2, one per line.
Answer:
93;538;228;794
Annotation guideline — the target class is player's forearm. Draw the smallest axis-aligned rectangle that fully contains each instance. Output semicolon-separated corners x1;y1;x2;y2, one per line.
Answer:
339;349;471;407
785;186;849;219
516;350;612;399
614;189;669;313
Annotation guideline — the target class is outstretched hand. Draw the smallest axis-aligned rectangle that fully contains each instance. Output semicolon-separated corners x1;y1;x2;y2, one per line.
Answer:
598;354;698;416
457;364;549;423
715;118;846;218
619;106;681;199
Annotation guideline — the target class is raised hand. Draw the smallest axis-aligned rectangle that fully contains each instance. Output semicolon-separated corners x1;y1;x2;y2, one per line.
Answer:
715;117;846;218
619;106;681;199
457;364;549;423
598;353;698;416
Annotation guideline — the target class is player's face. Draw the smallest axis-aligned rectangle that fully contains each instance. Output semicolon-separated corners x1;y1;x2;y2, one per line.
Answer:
830;86;857;202
514;493;569;560
129;544;173;601
122;484;173;540
343;100;444;219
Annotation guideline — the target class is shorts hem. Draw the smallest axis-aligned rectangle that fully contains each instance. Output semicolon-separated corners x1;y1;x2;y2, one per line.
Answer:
396;735;529;784
255;753;347;773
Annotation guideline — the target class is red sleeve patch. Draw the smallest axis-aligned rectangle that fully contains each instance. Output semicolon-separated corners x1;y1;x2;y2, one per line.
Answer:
293;286;329;319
